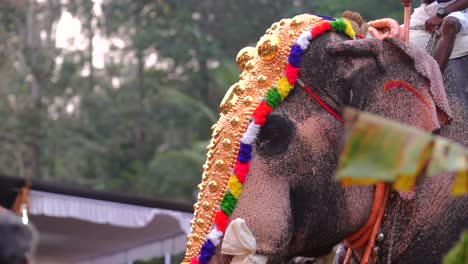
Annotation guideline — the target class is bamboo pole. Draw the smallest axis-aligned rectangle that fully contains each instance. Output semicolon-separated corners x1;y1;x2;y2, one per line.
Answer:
403;0;413;43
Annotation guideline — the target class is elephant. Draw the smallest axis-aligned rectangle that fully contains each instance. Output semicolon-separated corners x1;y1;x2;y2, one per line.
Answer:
205;19;468;264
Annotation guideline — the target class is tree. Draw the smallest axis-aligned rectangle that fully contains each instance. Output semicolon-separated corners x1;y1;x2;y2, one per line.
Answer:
0;0;62;179
0;0;410;203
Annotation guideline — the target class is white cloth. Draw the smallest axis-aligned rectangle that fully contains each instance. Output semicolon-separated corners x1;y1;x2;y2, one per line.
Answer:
409;1;468;58
409;29;468;58
29;190;192;232
221;218;268;264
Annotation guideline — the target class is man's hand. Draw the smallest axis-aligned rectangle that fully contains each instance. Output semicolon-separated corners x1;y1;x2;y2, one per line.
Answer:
368;19;404;40
425;15;443;32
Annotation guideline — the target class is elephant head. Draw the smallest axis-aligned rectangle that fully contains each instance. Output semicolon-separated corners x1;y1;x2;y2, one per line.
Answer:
183;15;460;264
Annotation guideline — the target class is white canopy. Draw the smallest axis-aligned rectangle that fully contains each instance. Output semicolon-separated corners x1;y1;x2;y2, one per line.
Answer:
30;190;192;232
28;190;192;264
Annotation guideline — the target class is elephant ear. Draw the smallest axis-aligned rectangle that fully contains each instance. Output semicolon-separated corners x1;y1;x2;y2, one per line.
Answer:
327;37;452;132
381;38;453;127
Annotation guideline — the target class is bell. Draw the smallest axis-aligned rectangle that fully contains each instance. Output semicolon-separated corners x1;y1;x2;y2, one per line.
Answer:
377;233;384;242
373;246;380;255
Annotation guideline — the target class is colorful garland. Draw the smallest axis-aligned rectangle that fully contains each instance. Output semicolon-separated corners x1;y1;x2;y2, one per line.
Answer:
189;19;355;264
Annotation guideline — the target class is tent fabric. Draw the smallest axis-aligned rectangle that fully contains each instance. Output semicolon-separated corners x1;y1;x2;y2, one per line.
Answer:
29;190;192;232
32;213;187;264
28;190;193;263
75;233;187;264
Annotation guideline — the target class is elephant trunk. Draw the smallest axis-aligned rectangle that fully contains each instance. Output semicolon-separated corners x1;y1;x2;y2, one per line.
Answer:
214;158;293;262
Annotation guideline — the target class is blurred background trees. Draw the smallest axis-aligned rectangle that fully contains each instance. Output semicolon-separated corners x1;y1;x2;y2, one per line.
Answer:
0;0;410;203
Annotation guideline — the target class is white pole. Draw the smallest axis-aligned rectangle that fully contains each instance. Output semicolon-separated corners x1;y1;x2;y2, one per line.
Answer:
164;253;171;264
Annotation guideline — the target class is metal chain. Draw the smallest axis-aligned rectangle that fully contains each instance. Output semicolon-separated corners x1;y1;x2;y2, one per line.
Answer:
409;25;440;56
426;30;441;56
386;197;401;264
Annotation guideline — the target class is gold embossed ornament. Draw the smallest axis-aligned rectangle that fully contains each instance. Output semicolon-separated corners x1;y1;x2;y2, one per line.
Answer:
182;14;325;263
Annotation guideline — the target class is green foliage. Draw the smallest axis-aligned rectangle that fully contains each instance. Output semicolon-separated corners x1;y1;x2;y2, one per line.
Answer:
0;0;410;203
147;147;205;201
313;0;409;22
443;231;467;264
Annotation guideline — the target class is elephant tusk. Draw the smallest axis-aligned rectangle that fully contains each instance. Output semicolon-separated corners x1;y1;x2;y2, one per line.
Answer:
221;218;268;264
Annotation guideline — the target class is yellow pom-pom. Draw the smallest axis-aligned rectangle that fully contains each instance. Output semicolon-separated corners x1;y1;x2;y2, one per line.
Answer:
228;175;243;199
277;77;293;100
344;19;356;39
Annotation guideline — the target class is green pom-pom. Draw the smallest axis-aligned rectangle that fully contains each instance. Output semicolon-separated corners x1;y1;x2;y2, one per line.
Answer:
331;19;347;33
265;88;282;108
220;191;238;216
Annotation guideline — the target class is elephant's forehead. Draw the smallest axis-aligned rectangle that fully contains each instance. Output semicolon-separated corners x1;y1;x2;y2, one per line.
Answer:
297;115;330;133
267;108;339;159
274;88;328;123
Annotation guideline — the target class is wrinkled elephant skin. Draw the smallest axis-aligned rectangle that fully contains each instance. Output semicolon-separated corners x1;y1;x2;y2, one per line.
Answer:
210;33;467;264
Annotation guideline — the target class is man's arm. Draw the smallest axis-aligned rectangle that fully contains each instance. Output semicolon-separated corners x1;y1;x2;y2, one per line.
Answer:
446;0;468;13
426;0;468;32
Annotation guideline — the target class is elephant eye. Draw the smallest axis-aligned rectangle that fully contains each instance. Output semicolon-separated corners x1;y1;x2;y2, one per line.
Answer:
255;115;295;157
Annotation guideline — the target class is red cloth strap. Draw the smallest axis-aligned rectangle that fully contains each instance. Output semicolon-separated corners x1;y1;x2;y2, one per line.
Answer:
296;79;390;264
299;81;344;123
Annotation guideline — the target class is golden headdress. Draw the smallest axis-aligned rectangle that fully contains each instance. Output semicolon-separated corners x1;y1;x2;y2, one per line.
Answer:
183;14;355;263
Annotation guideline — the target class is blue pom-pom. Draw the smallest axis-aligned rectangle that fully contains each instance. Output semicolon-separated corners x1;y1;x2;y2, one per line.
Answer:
316;14;335;21
199;240;216;264
237;143;253;164
288;44;304;68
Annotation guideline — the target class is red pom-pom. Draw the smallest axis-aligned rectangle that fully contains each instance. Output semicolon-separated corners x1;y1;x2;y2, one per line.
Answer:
214;211;230;233
190;257;200;264
285;63;300;85
234;161;250;183
252;102;272;126
311;22;332;38
355;33;365;39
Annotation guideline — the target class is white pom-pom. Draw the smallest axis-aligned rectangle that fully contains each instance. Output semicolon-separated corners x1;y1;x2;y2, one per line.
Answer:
297;31;312;50
241;122;261;145
207;226;224;246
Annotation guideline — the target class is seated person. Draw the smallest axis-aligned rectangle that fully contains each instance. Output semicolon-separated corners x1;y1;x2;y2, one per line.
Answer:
416;0;468;71
368;0;468;71
0;210;37;264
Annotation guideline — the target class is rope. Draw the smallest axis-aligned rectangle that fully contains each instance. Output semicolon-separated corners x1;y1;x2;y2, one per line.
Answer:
343;184;391;264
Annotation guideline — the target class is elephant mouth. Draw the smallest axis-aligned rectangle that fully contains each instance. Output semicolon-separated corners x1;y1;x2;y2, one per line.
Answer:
222;218;307;263
286;228;339;258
